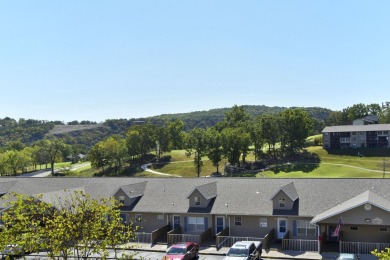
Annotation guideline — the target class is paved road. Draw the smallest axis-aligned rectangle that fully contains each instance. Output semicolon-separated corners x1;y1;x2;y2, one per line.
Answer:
19;163;91;178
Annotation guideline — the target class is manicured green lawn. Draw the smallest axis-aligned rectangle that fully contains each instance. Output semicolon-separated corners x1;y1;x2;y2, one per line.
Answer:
260;146;389;178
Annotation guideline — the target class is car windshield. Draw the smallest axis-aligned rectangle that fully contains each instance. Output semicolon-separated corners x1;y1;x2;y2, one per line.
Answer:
227;248;248;257
167;247;186;255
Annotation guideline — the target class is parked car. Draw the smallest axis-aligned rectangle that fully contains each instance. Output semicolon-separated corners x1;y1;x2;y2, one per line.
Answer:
223;241;262;260
162;242;199;260
336;253;359;260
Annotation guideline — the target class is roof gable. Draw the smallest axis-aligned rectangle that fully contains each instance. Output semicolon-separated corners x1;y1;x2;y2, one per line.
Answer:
116;181;147;199
270;182;298;201
186;182;217;200
311;190;390;223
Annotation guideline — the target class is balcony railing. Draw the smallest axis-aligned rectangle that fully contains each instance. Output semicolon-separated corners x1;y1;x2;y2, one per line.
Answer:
217;236;263;250
340;241;390;255
282;239;319;252
133;232;153;244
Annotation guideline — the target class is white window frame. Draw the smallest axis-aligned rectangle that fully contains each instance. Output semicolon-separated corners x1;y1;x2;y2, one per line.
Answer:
260;218;267;228
157;214;164;225
297;220;316;236
119;196;125;205
234;217;242;226
194;196;201;206
135;214;142;223
279;199;286;208
187;217;205;232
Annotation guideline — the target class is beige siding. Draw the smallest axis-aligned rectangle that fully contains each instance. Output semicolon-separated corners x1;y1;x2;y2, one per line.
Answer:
322;205;390;226
319;205;390;243
188;190;211;208
272;190;294;210
341;225;390;243
125;212;168;233
228;215;275;238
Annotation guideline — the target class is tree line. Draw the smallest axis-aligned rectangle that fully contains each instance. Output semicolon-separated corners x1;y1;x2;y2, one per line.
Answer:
88;106;313;177
0;139;87;176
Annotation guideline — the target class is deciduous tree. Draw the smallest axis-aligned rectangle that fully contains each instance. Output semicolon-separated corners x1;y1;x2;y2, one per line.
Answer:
0;191;135;259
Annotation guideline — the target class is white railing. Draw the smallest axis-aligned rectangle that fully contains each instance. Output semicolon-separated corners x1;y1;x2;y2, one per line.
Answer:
133;232;153;244
340;241;390;255
282;239;319;252
217;236;263;249
168;234;200;245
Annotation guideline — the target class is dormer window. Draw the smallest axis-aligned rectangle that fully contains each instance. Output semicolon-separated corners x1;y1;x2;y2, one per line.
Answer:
119;196;125;205
279;199;285;208
194;196;201;206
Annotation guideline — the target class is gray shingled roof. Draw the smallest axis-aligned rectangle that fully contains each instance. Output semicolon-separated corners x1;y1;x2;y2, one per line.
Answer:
186;181;217;200
37;187;86;210
311;190;390;223
322;124;390;133
270;182;299;201
0;178;389;218
116;181;147;199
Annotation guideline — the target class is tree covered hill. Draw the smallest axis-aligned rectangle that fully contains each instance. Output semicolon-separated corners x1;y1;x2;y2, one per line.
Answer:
0;105;332;148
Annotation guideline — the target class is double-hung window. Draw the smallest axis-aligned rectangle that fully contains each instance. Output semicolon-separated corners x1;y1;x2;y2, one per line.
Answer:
187;217;205;232
157;214;164;225
296;220;316;236
194;196;201;206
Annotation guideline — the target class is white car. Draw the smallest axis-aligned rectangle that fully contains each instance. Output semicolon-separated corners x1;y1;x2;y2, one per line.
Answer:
224;241;262;260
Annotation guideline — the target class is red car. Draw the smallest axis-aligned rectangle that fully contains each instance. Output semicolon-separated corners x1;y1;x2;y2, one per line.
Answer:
162;242;199;260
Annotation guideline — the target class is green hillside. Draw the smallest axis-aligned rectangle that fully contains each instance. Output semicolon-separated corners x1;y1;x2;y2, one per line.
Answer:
0;105;332;148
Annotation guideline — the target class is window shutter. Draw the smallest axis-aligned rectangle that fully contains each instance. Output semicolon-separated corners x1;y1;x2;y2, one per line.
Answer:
184;217;188;232
293;220;297;236
204;217;208;231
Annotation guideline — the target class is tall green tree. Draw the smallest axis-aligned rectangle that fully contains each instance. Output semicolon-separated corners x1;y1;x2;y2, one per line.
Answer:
346;103;369;121
260;114;281;158
167;120;185;150
206;128;223;173
37;138;67;175
379;107;390;124
251;117;264;161
154;125;171;160
2;150;29;176
185;128;208;177
125;124;156;162
280;108;313;154
89;142;108;174
100;136;128;174
0;191;135;259
221;128;244;166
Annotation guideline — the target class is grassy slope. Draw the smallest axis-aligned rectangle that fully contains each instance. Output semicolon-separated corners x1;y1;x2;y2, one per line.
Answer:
61;134;389;178
260;146;388;178
141;144;389;178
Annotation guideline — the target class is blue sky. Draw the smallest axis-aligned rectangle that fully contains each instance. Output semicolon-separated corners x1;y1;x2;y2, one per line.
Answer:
1;1;389;122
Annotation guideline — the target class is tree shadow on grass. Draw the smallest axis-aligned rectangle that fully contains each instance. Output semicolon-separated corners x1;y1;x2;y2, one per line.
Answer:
271;151;321;174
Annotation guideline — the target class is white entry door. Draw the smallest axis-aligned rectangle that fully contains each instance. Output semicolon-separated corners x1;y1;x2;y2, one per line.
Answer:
277;218;288;239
